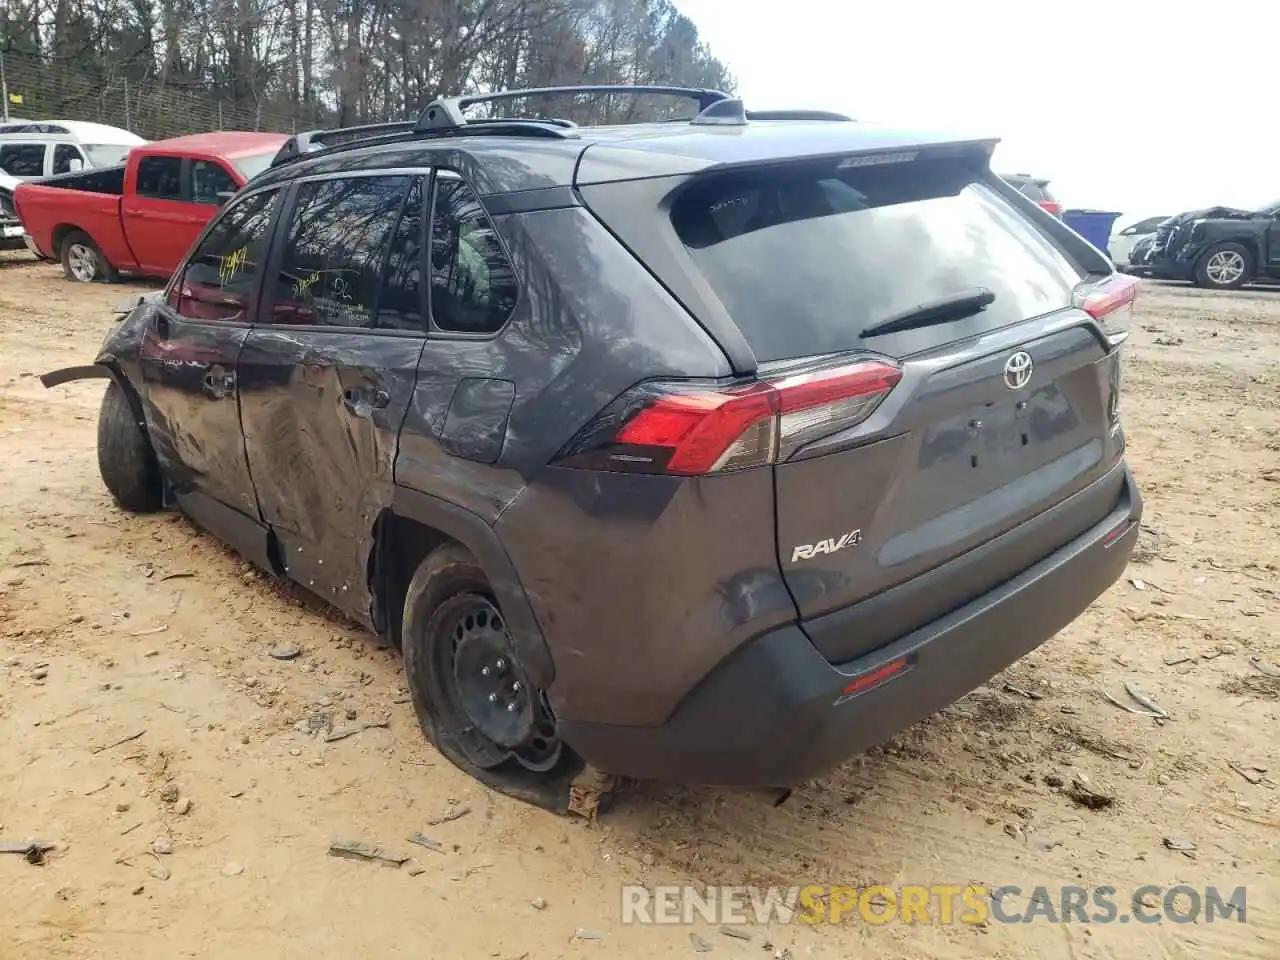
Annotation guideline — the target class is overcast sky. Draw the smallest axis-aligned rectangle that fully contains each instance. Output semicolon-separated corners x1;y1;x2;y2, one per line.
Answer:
677;0;1275;226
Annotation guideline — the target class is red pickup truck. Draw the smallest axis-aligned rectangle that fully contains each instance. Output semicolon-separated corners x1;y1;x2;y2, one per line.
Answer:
14;131;287;283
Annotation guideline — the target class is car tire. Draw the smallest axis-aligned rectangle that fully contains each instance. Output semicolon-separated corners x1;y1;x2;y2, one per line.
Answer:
60;230;118;284
97;378;163;513
402;543;569;784
1194;242;1253;290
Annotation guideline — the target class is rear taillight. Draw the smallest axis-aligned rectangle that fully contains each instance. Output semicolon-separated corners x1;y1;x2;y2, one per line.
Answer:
555;358;903;476
1074;273;1140;347
615;382;777;474
1040;200;1062;216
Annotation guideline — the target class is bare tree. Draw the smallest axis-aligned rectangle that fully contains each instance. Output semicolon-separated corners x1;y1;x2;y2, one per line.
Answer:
0;0;733;137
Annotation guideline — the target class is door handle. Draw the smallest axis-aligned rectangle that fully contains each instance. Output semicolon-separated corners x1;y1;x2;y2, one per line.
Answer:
342;386;390;417
202;369;235;398
154;313;170;339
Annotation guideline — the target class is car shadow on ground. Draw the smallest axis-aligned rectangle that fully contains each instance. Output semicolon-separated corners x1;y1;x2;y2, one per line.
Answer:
1141;278;1280;295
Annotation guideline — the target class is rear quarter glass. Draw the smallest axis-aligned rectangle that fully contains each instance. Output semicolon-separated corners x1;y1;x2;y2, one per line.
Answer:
671;156;1086;362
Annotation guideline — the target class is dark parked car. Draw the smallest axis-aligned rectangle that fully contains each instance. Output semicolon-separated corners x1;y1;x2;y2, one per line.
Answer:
42;85;1143;815
1001;173;1062;216
1128;199;1280;289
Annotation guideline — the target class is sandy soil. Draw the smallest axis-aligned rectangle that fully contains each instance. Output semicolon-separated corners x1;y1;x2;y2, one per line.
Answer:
1;255;1277;959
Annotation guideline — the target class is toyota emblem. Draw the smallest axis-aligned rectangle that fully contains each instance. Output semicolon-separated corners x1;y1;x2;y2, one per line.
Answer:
1003;351;1034;390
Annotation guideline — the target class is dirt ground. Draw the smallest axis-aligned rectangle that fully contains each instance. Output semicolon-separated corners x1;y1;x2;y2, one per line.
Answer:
1;253;1277;959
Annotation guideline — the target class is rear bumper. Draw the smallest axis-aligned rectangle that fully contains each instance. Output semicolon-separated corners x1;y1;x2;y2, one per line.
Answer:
559;463;1142;787
17;230;47;258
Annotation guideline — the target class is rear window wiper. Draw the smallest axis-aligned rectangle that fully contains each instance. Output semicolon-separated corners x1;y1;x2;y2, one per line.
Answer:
859;287;996;339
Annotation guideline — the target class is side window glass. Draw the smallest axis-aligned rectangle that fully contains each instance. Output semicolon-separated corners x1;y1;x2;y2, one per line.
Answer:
377;177;425;332
429;175;518;334
136;156;183;200
270;175;409;328
53;144;83;174
0;144;46;177
173;189;279;322
192;160;239;205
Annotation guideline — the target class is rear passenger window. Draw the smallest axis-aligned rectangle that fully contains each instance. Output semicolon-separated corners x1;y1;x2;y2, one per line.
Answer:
137;156;183;200
53;144;83;174
0;144;45;177
270;175;410;328
173;188;279;322
429;175;518;334
191;160;238;205
377;177;426;332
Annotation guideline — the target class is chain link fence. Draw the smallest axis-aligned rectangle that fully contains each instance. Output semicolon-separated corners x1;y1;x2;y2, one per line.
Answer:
1;51;307;138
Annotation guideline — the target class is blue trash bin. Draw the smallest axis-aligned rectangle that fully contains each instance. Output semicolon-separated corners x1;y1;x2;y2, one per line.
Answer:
1062;209;1123;253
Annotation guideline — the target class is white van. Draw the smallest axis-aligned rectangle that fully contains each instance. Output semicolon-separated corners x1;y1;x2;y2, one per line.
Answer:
0;120;147;181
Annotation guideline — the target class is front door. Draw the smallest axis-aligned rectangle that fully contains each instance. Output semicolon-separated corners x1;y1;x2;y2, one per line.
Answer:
238;173;426;618
139;185;282;528
122;153;221;276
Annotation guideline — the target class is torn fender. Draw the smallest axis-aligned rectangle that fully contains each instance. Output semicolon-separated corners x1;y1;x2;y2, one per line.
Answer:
39;363;113;389
40;361;147;431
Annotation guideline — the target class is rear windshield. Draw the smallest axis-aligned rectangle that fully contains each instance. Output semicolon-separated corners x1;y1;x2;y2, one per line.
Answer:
85;144;133;168
673;156;1084;361
232;149;279;183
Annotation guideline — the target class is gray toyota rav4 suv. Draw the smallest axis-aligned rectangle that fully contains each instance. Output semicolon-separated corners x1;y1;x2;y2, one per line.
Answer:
43;85;1143;815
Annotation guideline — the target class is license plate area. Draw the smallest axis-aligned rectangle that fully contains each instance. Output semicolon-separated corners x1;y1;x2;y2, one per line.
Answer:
921;385;1078;487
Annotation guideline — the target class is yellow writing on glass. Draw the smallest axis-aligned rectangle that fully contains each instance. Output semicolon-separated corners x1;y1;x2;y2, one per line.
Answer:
293;270;321;299
218;246;249;286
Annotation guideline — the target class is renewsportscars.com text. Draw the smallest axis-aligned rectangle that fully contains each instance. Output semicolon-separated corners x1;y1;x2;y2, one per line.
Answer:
621;884;1247;926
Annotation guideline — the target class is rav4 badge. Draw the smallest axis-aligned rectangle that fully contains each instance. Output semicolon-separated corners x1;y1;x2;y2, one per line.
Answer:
791;529;862;563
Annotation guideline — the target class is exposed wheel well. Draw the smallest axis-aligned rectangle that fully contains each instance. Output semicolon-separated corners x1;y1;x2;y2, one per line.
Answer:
52;224;85;258
100;362;148;430
369;510;459;647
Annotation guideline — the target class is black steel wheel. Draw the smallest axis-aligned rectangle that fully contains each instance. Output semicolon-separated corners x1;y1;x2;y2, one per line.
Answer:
402;544;571;786
438;593;563;772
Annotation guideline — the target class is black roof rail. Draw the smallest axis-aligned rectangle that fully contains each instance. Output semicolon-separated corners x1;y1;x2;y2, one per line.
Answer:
415;83;731;132
269;120;416;168
268;116;579;170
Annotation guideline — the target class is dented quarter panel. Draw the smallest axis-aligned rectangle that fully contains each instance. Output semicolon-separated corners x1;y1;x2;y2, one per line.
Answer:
456;207;781;727
494;469;796;727
237;327;425;621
